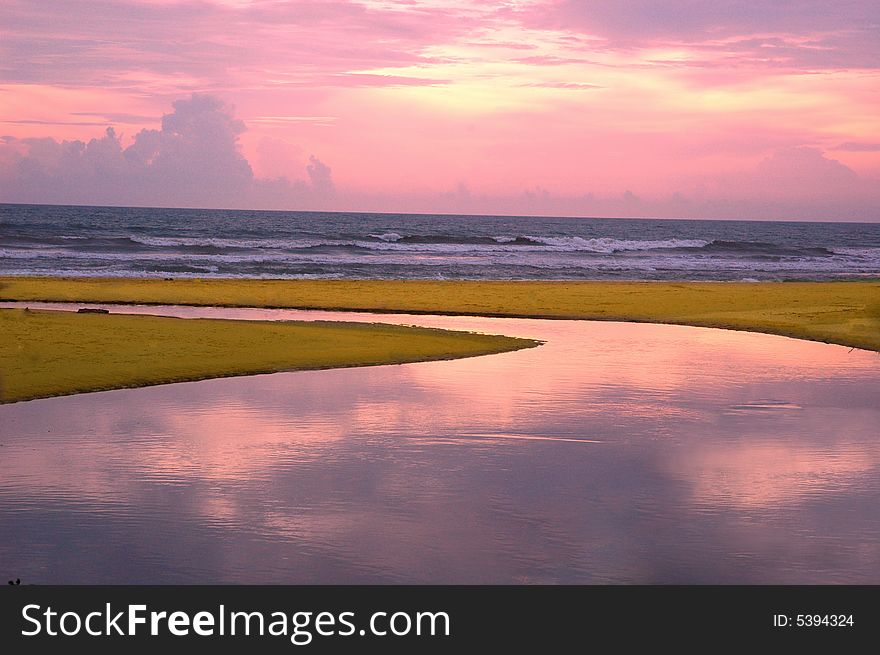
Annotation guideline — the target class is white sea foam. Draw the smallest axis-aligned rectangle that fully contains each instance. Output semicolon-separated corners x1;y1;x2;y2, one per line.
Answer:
345;236;711;254
129;235;326;250
523;236;710;252
831;247;880;258
369;232;404;242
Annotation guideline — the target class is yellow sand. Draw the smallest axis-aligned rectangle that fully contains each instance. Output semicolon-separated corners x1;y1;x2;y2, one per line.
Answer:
2;277;878;351
0;308;538;403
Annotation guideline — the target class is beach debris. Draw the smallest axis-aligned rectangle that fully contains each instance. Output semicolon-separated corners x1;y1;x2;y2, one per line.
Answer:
77;308;110;314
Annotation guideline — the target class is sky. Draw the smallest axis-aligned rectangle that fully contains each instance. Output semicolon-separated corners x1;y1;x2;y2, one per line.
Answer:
0;0;878;220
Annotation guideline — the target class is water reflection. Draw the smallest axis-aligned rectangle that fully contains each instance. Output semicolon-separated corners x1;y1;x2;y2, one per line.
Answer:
1;303;879;583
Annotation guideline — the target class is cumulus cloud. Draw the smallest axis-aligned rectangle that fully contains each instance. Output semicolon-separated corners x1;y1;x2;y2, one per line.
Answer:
123;95;254;200
306;155;335;195
0;94;335;208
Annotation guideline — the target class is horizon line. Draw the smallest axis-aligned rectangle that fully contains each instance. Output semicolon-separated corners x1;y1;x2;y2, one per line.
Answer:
2;201;876;226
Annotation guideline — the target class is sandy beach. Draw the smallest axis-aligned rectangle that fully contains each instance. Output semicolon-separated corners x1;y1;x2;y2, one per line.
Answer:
2;276;878;347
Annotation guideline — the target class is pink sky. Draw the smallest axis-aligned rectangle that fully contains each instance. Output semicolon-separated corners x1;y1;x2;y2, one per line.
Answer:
1;0;879;219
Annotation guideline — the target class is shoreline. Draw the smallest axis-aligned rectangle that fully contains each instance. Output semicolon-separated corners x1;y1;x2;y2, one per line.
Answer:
2;276;878;353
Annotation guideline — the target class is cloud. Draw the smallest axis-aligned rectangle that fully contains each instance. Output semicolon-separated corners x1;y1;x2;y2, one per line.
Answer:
123;95;253;197
0;94;335;208
0;0;473;90
70;111;158;124
834;142;880;153
755;147;859;186
522;1;880;71
1;119;110;127
306;156;335;195
530;1;880;41
710;147;870;207
326;147;879;221
1;95;877;220
518;82;602;90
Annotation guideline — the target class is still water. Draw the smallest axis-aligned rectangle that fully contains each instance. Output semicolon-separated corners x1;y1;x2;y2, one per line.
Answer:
1;304;879;583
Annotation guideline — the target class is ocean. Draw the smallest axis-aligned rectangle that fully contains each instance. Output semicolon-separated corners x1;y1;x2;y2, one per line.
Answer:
1;203;878;281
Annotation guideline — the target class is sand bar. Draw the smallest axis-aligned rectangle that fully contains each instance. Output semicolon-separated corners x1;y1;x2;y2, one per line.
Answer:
0;307;538;403
2;277;878;351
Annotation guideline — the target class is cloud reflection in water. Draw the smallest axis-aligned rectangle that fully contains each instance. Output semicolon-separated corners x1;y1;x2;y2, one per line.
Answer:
1;306;878;583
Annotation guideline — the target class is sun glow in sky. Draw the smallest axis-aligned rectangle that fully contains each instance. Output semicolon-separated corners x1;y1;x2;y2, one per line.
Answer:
1;0;878;219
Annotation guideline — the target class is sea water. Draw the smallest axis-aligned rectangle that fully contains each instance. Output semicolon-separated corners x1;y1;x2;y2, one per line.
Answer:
2;203;878;280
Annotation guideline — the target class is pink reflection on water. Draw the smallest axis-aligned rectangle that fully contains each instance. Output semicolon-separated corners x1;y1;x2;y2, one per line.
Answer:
0;303;878;583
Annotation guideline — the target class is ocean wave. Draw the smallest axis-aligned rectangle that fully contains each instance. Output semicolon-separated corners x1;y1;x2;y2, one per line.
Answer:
0;247;302;264
9;231;862;261
370;233;538;246
359;235;856;257
4;204;878;282
345;235;713;253
143;263;220;274
363;234;711;252
695;240;834;257
5;247;874;276
128;235;323;250
830;246;880;258
526;236;710;252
